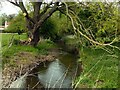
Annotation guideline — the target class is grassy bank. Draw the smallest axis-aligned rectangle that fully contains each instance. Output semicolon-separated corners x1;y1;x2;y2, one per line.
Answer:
64;35;119;87
75;47;119;88
1;33;59;87
1;33;119;88
1;33;57;66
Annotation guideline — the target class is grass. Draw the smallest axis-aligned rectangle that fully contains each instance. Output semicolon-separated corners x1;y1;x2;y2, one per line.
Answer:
1;33;119;88
1;33;57;66
75;47;119;88
1;33;27;47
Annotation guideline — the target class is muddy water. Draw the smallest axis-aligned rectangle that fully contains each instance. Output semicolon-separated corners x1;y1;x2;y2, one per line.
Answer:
26;53;81;89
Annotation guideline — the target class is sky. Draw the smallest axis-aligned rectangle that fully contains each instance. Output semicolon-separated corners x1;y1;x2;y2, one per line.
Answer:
0;0;118;15
0;0;51;15
0;1;20;15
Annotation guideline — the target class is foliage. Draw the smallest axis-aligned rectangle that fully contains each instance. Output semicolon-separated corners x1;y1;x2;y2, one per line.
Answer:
40;11;73;40
0;13;15;26
5;13;27;33
76;2;119;44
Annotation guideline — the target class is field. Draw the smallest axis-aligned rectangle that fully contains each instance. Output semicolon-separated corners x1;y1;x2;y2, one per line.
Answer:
1;33;119;88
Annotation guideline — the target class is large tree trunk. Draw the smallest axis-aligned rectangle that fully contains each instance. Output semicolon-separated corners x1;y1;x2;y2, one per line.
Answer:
8;1;59;46
30;29;40;46
26;19;40;46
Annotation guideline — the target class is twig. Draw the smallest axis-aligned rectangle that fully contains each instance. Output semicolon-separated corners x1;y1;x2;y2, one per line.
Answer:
47;71;54;89
93;61;105;88
74;53;105;88
32;81;40;89
59;64;70;89
71;63;79;88
19;65;23;76
51;65;69;89
63;2;120;50
98;46;114;54
8;34;15;48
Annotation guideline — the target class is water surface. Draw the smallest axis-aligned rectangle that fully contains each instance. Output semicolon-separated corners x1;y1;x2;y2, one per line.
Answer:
26;53;81;89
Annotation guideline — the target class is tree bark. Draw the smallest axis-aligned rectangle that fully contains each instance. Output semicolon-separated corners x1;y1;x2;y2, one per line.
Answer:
29;2;59;46
8;1;59;46
30;29;40;46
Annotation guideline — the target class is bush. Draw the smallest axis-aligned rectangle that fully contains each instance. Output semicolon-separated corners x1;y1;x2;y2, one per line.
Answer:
5;13;27;33
77;2;119;43
40;11;73;41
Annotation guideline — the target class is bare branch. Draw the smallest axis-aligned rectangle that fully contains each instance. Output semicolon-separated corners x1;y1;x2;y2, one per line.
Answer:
6;0;35;24
7;0;19;7
32;2;59;33
19;2;28;15
18;2;35;24
39;2;53;17
63;2;120;50
33;2;42;22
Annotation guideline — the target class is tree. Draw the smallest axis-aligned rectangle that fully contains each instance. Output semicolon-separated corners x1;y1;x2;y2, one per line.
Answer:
0;13;15;26
6;0;120;50
5;13;26;33
61;2;120;49
76;2;119;44
6;0;61;46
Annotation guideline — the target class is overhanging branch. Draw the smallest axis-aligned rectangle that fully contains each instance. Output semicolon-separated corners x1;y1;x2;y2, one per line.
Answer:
32;2;59;33
63;2;120;50
7;0;19;7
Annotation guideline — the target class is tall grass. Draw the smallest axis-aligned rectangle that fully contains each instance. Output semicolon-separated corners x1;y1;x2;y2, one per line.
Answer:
73;47;119;88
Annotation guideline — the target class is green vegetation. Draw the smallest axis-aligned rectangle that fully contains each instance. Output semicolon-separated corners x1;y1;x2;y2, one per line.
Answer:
74;47;119;88
0;13;15;26
66;2;119;46
1;33;119;88
4;13;26;33
1;33;57;67
40;11;70;40
1;1;119;89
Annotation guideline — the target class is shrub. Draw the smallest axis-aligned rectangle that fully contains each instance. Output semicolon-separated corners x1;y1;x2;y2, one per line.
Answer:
5;13;27;33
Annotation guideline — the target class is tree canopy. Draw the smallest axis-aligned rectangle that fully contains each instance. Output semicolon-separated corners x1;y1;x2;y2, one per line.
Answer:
6;0;120;49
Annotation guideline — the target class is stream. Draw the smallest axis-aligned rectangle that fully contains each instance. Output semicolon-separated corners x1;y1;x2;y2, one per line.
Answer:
20;53;81;89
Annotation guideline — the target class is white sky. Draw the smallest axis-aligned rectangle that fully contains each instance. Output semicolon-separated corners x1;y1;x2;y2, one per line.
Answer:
0;0;51;15
0;0;118;15
0;1;20;15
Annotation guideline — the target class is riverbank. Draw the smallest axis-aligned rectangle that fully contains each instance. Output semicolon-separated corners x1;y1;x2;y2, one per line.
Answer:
2;48;62;88
2;33;80;88
2;33;119;88
1;33;61;87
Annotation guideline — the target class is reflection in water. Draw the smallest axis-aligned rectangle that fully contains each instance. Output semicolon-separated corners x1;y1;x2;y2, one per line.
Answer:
38;59;72;88
26;53;81;88
37;54;81;88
